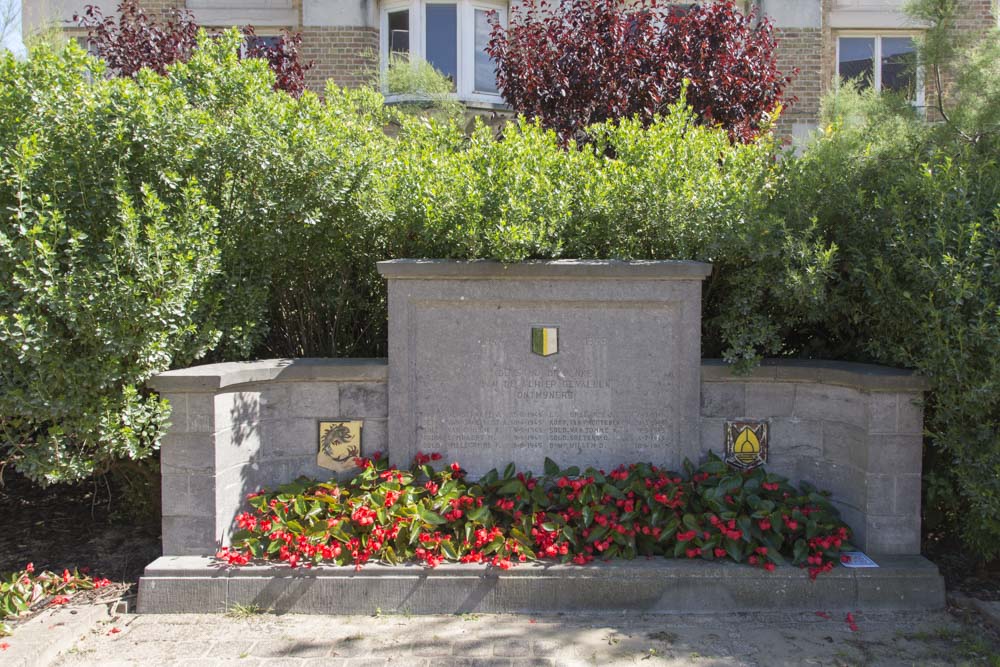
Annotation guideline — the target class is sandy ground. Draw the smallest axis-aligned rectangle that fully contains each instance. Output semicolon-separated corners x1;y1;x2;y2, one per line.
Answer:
48;606;1000;667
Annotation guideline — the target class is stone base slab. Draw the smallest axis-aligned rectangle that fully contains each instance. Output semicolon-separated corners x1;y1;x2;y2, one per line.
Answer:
138;555;945;615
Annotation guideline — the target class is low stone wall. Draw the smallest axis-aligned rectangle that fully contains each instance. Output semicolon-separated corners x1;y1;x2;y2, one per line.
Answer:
700;360;928;555
149;359;388;556
150;357;926;557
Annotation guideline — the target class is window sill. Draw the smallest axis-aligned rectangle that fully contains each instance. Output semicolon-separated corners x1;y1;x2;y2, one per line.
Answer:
383;93;510;112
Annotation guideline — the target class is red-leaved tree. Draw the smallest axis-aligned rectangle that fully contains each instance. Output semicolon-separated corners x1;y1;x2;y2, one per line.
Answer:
76;0;313;96
486;0;795;143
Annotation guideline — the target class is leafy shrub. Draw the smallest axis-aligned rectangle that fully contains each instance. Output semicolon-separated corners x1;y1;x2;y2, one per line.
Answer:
770;83;1000;559
0;45;221;483
217;453;852;577
486;0;793;143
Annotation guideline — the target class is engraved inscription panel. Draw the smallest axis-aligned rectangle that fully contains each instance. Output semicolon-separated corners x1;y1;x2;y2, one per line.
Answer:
414;300;682;478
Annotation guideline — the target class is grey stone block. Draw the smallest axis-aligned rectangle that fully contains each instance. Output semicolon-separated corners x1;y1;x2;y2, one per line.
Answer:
822;421;867;468
215;391;260;434
865;474;896;515
161;472;215;518
340;382;389;418
700;383;745;418
363;418;388;459
700;359;929;392
187;393;216;434
698;418;727;460
794;384;866;429
797;460;863;512
894;474;922;515
214;426;260;471
865;514;921;555
162;515;217;556
867;434;922;476
897;394;925;435
160;433;214;472
744;382;795;417
148;358;388;393
161;393;189;433
770;418;823;458
138;576;228;613
262;418;320;460
288;382;341;418
868;393;898;435
137;556;944;614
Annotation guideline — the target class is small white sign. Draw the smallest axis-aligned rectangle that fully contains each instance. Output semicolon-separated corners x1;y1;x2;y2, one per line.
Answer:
840;551;878;568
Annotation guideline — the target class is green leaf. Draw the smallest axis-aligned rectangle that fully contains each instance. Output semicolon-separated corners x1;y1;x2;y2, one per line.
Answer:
497;479;525;496
418;506;446;525
544;457;561;476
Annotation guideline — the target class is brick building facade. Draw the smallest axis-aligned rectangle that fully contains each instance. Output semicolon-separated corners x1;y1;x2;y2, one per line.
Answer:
24;0;999;137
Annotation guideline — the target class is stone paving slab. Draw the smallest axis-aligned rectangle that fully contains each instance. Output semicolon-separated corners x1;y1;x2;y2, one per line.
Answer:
51;607;1000;667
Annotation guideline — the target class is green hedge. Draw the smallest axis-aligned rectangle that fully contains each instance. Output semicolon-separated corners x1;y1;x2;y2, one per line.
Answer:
0;32;996;560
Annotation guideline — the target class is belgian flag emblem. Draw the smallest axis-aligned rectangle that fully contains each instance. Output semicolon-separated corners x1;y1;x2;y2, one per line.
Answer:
531;326;559;356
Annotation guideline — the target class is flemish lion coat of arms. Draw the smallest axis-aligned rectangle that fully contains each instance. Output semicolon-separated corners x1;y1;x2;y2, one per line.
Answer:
317;421;363;472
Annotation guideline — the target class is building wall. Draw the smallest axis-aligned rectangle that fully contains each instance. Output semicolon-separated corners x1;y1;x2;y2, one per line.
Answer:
32;0;1000;132
301;26;378;91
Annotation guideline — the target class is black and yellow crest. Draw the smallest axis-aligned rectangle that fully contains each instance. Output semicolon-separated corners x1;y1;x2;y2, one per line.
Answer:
318;420;363;472
725;420;768;470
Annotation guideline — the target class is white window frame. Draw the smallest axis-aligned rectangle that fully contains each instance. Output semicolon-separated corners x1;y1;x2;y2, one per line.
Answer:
380;0;508;106
835;32;925;109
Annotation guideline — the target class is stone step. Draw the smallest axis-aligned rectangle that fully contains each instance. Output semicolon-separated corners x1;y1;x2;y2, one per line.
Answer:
138;555;944;615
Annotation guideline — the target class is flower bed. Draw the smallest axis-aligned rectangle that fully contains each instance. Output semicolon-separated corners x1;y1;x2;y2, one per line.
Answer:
216;453;853;579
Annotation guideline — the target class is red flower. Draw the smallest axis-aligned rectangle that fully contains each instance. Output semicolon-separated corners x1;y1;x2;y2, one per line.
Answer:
25;562;34;574
764;562;775;572
62;569;72;583
713;548;726;558
51;595;70;605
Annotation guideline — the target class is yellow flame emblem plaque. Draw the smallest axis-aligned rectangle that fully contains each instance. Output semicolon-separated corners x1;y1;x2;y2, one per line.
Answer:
318;420;363;472
724;420;768;470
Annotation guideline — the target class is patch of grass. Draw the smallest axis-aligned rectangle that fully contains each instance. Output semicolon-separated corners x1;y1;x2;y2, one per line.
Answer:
225;602;269;619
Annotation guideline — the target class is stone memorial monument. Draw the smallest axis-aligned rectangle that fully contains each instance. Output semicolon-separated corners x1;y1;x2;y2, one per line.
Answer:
138;259;942;615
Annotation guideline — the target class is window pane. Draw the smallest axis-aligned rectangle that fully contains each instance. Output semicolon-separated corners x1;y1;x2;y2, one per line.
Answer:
839;37;875;89
389;10;409;56
474;9;498;94
881;37;917;99
426;4;458;84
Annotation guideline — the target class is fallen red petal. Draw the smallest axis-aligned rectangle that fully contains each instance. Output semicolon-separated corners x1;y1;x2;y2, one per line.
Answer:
0;642;10;651
50;595;70;605
108;627;121;635
815;611;831;619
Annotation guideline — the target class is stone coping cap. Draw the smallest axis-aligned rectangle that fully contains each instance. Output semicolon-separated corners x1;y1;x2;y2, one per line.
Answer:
148;358;387;393
702;359;930;392
377;259;713;280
